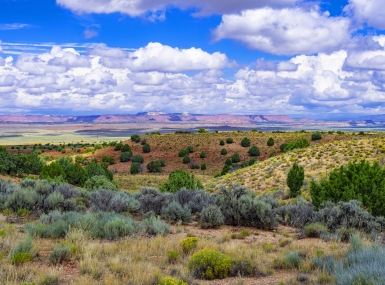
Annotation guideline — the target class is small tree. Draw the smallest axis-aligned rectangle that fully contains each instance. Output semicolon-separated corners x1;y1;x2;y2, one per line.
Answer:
220;148;227;155
187;146;193;153
226;138;233;144
219;140;225;146
200;151;206;158
287;162;304;198
248;146;260;157
201;163;206;171
267;138;274;146
241;137;251;147
198;128;208;133
179;149;189;157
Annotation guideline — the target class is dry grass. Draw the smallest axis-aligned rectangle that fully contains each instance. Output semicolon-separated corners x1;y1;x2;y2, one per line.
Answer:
207;135;385;194
0;217;354;285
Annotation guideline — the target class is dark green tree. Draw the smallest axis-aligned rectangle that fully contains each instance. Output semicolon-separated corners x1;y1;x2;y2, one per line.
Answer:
287;162;304;198
219;140;225;146
178;149;189;157
226;138;233;144
200;151;206;158
220;148;227;155
201;163;206;171
66;163;87;186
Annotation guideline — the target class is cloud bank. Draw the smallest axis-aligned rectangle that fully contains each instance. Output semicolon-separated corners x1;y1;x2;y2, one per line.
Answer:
0;38;385;116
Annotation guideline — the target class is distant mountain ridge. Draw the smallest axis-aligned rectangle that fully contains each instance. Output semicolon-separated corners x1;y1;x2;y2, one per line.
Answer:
0;113;379;127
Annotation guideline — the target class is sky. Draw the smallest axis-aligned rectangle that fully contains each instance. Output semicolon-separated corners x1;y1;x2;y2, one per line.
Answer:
0;0;385;119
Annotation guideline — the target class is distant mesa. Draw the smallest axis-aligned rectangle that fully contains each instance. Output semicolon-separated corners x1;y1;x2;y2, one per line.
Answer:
0;113;382;127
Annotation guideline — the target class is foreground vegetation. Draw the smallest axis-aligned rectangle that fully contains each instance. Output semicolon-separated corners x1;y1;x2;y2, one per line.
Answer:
2;129;385;284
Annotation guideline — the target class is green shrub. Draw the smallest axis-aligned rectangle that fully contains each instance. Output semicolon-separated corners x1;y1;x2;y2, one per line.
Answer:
49;244;71;265
187;146;193;153
200;151;206;158
121;144;131;152
114;143;123;151
183;155;191;164
220;148;227;155
284;138;310;152
178;149;189;157
231;153;241;163
161;201;192;224
142;143;151;153
305;223;328;238
84;175;118;191
241;137;251;147
11;252;32;265
130;162;141;174
219;140;225;146
312;132;322;141
285;252;302;269
188;249;232;279
120;151;132;162
310;160;385;216
132;155;144;163
278;145;287;153
226;138;233;144
248;146;260;157
200;163;206;171
181;237;199;254
160;170;203;193
39;275;59;285
158;277;187;285
199;205;224;229
267;137;274;146
225;158;232;166
102;156;115;164
131;134;141;143
167;250;180;264
139;215;170;236
147;161;162;173
39;162;65;180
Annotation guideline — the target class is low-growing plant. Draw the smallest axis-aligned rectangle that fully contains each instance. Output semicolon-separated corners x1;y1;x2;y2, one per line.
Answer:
167;250;180;264
181;237;199;254
199;205;224;229
158;277;188;285
161;201;192;224
139;215;171;236
49;244;71;265
188;249;232;280
304;222;327;238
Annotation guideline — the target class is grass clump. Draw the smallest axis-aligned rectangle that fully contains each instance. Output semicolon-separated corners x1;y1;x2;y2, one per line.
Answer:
166;250;180;264
49;244;71;265
188;249;232;280
304;222;328;238
11;252;32;265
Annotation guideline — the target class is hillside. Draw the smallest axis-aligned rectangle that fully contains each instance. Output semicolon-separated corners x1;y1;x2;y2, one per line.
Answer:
206;135;385;195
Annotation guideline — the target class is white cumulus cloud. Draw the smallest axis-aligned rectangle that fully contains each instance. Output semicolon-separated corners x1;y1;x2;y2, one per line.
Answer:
212;7;351;55
345;0;385;30
99;42;233;72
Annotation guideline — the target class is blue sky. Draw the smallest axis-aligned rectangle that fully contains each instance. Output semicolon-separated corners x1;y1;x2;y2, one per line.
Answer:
0;0;385;119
